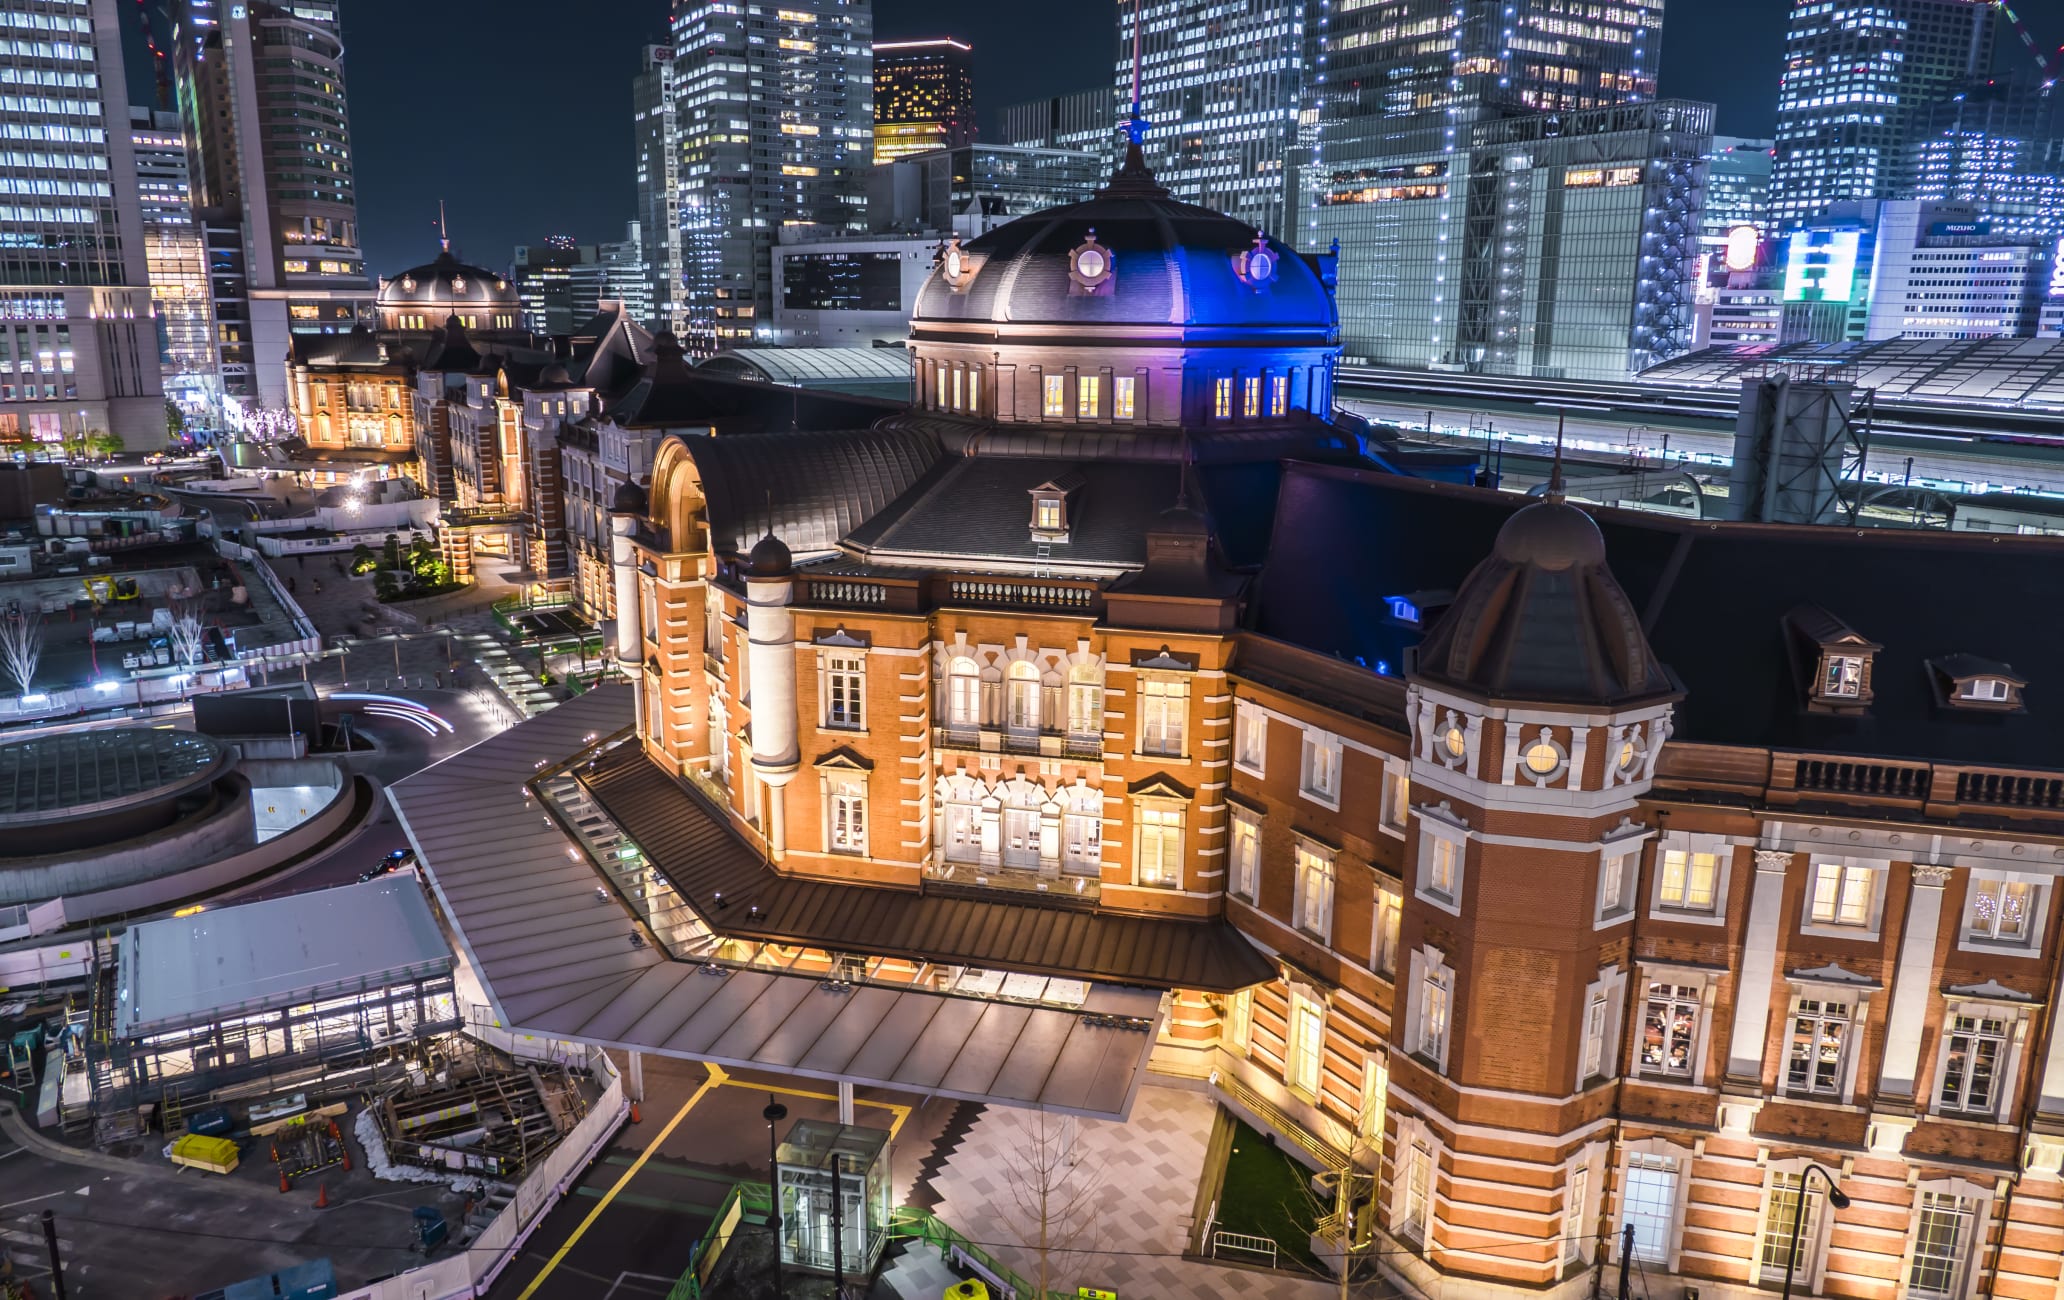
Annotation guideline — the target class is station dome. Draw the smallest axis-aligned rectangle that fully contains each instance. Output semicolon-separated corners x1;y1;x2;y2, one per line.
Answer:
376;250;519;331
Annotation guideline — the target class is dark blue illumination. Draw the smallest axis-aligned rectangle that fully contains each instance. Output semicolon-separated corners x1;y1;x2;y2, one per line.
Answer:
1386;595;1421;625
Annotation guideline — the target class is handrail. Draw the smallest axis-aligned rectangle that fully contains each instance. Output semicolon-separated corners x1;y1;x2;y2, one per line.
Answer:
1213;1070;1349;1173
888;1205;1054;1300
667;1181;772;1300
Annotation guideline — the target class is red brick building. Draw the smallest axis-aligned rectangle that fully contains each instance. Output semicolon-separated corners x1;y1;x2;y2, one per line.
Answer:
569;144;2064;1300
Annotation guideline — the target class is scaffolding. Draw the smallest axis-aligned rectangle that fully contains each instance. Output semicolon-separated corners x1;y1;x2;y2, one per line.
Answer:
366;1037;592;1182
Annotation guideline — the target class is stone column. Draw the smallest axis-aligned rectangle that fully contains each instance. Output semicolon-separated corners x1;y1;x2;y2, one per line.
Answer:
1725;849;1794;1086
609;511;642;664
745;538;798;861
1877;864;1953;1101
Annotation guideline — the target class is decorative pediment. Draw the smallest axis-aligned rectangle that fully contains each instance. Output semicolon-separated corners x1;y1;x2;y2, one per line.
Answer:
1788;962;1880;990
814;746;874;773
1947;979;2034;1004
1133;646;1197;672
1129;774;1193;801
814;625;870;649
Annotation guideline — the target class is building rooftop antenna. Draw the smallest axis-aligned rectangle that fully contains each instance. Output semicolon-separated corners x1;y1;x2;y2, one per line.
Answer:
1127;0;1147;145
438;199;449;254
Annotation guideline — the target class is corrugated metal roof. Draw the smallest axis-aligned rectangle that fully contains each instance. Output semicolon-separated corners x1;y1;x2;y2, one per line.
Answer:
115;876;453;1039
385;688;1169;1119
699;347;913;388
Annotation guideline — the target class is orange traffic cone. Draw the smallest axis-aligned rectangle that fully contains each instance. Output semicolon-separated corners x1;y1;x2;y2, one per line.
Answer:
278;1169;291;1193
315;1183;329;1209
630;1102;642;1124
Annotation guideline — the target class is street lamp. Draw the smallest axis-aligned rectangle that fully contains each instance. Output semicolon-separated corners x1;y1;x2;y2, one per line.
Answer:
763;1096;787;1297
1778;1163;1850;1300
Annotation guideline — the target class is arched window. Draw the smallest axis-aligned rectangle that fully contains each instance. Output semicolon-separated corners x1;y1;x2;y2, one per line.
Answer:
936;773;985;865
1000;777;1044;870
1066;662;1102;749
946;657;981;730
1006;660;1040;735
1063;780;1102;875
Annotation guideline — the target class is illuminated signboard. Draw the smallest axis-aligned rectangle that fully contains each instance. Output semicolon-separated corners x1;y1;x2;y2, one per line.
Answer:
1724;224;1758;272
1928;220;1990;238
1782;229;1863;303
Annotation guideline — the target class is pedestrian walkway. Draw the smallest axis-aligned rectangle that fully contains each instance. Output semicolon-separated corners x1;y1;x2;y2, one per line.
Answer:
925;1085;1338;1299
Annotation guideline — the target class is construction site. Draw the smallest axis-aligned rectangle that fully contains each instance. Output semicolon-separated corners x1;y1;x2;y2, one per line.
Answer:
0;876;626;1297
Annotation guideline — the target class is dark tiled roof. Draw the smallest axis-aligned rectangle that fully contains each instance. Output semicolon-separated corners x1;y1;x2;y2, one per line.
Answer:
579;746;1275;992
1251;463;2064;769
677;426;944;558
846;456;1186;570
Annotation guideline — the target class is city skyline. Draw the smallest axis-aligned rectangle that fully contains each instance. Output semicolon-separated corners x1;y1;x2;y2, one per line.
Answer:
183;0;2059;282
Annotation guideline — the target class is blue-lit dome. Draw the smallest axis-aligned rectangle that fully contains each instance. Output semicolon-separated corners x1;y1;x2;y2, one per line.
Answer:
911;153;1337;344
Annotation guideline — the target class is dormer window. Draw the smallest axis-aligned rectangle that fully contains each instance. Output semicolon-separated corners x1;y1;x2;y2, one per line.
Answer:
1928;655;2026;713
1786;605;1879;713
1029;469;1084;543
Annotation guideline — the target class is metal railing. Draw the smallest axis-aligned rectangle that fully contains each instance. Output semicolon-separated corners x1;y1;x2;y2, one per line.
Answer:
1213;1069;1349;1173
888;1206;1048;1300
1212;1230;1279;1267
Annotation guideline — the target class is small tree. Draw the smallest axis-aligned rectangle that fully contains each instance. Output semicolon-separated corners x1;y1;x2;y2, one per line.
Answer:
0;608;43;695
166;598;207;667
164;399;185;441
349;542;377;575
89;429;123;460
994;1109;1109;1296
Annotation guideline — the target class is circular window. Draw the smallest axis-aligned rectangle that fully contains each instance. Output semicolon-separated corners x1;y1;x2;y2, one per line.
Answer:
1075;247;1107;280
1246;248;1274;281
451;274;468;294
943;246;964;282
1442;725;1467;759
1525;740;1562;775
1617;737;1641;771
400;275;416;293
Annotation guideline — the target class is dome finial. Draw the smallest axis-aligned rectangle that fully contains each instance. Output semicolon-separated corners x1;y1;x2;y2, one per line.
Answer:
437;198;449;254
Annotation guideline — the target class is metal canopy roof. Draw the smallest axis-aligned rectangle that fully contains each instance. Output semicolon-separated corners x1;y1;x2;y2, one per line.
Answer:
386;688;1163;1120
115;876;453;1039
698;347;913;389
1640;338;2064;407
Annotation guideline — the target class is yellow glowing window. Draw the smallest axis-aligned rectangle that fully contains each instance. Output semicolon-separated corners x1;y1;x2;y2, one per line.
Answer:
1243;376;1261;417
968;368;980;411
936;368;948;408
1077;375;1099;418
1271;374;1288;414
780;165;819;177
319;260;348;274
1213;378;1232;419
1042;374;1065;417
951;368;963;410
776;8;817;21
289;305;319;320
283;259;308;273
780;122;820;135
1114;376;1135;419
779;38;816;51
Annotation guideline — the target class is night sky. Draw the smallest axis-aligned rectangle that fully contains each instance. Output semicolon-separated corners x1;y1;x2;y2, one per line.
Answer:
126;2;2064;282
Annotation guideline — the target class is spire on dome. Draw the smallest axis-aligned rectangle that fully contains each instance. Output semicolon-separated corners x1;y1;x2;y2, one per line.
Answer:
1098;0;1171;199
437;199;449;254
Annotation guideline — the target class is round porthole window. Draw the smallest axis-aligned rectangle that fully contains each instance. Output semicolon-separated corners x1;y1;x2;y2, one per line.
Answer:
1245;247;1274;281
1442;723;1467;759
1075;246;1107;279
944;245;965;281
1617;736;1642;772
451;274;468;294
1525;740;1561;775
1068;231;1113;292
400;275;417;293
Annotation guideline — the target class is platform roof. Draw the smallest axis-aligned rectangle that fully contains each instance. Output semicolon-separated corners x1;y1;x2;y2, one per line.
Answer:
115;876;453;1039
386;688;1165;1120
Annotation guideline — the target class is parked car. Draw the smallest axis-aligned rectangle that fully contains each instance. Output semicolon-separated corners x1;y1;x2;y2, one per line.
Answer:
359;848;412;882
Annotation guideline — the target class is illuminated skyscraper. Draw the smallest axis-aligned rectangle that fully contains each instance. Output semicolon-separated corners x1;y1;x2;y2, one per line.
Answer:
1126;0;1307;235
872;38;974;164
171;0;373;416
1300;0;1669;374
131;107;220;426
1767;0;1997;225
1910;74;2064;243
633;43;683;336
999;87;1114;163
669;0;871;352
1703;137;1776;245
0;0;160;447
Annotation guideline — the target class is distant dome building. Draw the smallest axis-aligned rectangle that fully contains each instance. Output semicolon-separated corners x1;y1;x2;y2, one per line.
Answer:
907;147;1339;429
376;249;520;333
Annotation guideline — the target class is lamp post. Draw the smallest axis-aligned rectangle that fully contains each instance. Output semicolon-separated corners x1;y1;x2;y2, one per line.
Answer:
763;1097;787;1297
1778;1163;1850;1300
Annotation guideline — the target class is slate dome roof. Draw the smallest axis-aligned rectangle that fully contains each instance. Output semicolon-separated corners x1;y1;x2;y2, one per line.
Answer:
378;250;516;311
910;146;1336;339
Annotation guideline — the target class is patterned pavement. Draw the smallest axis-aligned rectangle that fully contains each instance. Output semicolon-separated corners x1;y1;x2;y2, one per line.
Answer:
926;1085;1339;1299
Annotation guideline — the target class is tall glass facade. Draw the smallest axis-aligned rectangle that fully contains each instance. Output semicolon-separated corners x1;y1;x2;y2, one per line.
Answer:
0;0;158;444
1768;0;1997;225
872;38;974;164
670;0;871;354
1910;74;2064;243
633;43;683;336
132;108;219;426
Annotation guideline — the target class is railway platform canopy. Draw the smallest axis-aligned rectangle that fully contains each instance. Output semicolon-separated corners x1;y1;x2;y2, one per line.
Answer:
1639;337;2064;408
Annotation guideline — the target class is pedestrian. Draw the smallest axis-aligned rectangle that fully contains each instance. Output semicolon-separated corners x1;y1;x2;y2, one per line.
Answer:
312;578;322;594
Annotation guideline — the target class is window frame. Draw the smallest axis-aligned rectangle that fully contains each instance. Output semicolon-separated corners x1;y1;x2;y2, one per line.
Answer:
1802;857;1886;938
825;771;867;856
1287;989;1325;1098
1228;806;1260;904
1041;372;1065;417
1596;840;1642;925
1372;881;1402;979
1617;1147;1687;1268
1292;839;1336;942
1113;374;1135;419
1905;1185;1986;1300
944;657;982;730
1635;976;1708;1084
1755;1168;1830;1289
1134;799;1185;889
1212;376;1232;419
1959;870;2048;956
1378;759;1410;840
1298;727;1343;809
1415;815;1466;915
1232;699;1267;776
1930;1004;2022;1120
1406;946;1454;1074
1650;833;1732;925
1781;992;1862;1103
820;649;865;732
1137;674;1188;758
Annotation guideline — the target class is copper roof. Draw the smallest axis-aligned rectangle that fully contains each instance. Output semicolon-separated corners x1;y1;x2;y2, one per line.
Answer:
579;747;1274;992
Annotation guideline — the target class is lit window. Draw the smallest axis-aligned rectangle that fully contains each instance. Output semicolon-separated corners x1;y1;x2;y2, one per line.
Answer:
1294;842;1334;939
1288;992;1324;1095
1760;1173;1825;1276
1621;1154;1681;1263
1658;849;1720;912
1232;701;1265;774
1581;985;1612;1079
1598;847;1638;920
1372;885;1401;977
1270;373;1288;415
945;657;980;729
1034;497;1063;531
1908;1192;1975;1299
1077;374;1098;418
1358;1057;1387;1142
1524;737;1562;775
1417;966;1451;1064
1062;782;1101;873
1042;374;1065;417
1822;653;1864;697
1808;861;1875;928
1242;376;1261;417
951;367;962;410
1960;677;2009;701
1212;377;1232;419
1137;803;1184;888
1565;1165;1591;1264
1381;764;1410;834
827;773;866;855
1966;876;2038;945
1784;999;1851;1097
1425;834;1459;901
1441;720;1467;759
1937;1014;2008;1115
1399;1139;1433;1241
967;367;980;412
1114;375;1135;419
824;652;864;730
1300;728;1341;803
936;368;948;408
1005;660;1040;733
1639;982;1700;1079
1065;666;1101;743
1229;809;1260;903
1139;677;1187;756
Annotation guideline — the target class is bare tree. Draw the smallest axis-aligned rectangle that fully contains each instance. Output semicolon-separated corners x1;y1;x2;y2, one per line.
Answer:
0;607;42;695
166;599;207;667
994;1109;1109;1296
1290;1129;1387;1299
